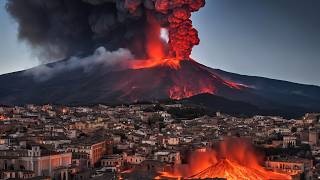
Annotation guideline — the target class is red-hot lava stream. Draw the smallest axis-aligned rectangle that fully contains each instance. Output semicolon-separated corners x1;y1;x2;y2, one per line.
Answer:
156;138;293;180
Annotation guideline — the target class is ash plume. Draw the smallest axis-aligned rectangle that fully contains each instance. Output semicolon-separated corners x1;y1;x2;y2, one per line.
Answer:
6;0;205;62
26;47;133;82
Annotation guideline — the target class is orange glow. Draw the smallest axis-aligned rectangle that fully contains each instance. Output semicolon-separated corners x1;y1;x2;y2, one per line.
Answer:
125;59;247;100
0;115;6;120
127;14;184;70
169;85;215;100
157;138;292;180
129;58;181;70
146;13;166;60
123;13;247;100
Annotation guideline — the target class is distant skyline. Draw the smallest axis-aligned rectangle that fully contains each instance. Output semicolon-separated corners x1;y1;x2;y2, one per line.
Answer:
1;0;320;86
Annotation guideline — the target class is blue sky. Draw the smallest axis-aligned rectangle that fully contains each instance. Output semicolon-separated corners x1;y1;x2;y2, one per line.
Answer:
0;0;38;74
1;0;320;86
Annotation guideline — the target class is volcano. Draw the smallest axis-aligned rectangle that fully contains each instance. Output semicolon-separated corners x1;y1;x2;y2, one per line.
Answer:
188;158;291;180
3;0;320;116
0;58;320;116
156;138;293;180
159;158;292;180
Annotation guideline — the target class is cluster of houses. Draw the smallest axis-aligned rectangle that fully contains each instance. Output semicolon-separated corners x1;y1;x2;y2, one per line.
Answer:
0;104;319;179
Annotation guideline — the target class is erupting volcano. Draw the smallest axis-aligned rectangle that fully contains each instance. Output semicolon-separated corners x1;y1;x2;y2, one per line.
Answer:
1;0;320;115
157;138;292;180
127;0;205;68
123;0;246;100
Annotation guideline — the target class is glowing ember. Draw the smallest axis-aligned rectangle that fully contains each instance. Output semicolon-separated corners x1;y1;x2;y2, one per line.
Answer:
157;138;292;180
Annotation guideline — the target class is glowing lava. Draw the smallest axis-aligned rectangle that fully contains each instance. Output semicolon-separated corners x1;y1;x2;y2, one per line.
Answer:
188;158;292;180
129;58;181;70
128;12;183;70
128;0;206;69
157;138;292;180
122;0;245;100
125;17;243;100
168;81;216;100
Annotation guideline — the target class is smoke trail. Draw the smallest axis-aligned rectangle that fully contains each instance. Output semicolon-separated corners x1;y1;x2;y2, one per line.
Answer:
25;47;133;81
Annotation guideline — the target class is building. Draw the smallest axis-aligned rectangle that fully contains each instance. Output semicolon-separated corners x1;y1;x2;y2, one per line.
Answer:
162;136;180;146
101;154;124;172
0;170;35;179
309;129;319;146
283;136;297;148
0;145;72;177
265;158;313;180
125;154;146;165
66;138;109;167
154;151;181;165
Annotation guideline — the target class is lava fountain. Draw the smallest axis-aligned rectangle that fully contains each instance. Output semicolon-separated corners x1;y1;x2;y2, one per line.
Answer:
157;138;292;180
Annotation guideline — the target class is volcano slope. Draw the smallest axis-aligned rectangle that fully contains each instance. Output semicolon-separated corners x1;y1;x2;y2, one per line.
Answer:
0;59;319;117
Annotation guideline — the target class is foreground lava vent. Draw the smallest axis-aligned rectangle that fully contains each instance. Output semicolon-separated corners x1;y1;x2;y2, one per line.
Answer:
187;158;292;180
156;138;292;180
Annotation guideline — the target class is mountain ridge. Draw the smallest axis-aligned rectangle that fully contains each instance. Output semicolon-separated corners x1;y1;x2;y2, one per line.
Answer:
0;59;319;118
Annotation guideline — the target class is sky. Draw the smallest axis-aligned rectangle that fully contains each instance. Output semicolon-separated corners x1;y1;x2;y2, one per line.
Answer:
0;0;39;75
0;0;320;86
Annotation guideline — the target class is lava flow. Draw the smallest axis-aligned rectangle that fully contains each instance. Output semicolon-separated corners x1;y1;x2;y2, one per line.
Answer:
157;138;292;180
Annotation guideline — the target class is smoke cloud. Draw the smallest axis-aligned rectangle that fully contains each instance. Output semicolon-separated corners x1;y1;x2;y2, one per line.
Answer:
6;0;205;62
26;47;133;81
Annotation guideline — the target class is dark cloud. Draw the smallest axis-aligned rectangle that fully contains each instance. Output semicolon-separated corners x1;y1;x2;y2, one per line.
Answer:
6;0;205;62
6;0;149;62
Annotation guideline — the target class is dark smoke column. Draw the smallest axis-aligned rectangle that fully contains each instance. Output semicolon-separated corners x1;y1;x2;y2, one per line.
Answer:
6;0;205;62
155;0;205;60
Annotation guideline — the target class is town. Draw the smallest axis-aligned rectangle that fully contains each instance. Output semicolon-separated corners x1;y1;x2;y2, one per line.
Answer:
0;103;319;180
